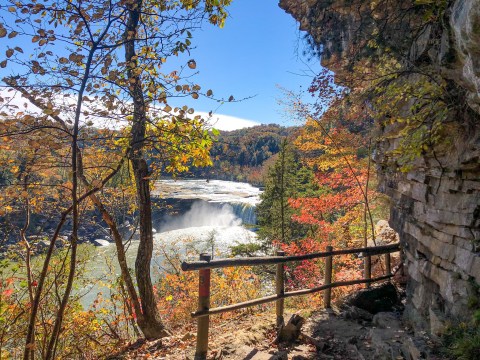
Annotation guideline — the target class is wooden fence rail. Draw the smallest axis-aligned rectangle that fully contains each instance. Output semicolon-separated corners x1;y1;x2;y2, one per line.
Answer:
181;243;400;271
181;242;401;360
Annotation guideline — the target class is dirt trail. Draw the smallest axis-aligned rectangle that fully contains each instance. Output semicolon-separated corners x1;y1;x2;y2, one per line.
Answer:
109;306;448;359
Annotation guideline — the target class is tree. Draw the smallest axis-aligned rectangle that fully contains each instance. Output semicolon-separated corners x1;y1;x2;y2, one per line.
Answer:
263;69;391;294
256;139;315;245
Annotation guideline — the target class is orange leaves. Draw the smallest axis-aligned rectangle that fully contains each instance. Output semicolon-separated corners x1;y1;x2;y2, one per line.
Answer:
187;59;196;69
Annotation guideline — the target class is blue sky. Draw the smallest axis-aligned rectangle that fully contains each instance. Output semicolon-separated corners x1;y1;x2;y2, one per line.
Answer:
0;1;321;130
166;0;321;129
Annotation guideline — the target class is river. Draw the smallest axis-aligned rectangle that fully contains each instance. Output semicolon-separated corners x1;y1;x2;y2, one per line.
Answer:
80;179;262;306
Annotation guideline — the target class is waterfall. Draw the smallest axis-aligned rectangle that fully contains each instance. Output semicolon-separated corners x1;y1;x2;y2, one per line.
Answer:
228;202;257;225
157;199;258;232
158;201;242;232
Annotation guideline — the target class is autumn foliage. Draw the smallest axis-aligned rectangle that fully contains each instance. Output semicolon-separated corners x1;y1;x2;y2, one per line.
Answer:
258;70;390;304
156;265;262;326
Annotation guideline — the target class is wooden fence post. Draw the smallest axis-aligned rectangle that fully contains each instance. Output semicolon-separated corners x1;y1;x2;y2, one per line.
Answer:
195;253;211;360
364;254;371;288
275;250;285;327
385;253;391;276
324;246;333;308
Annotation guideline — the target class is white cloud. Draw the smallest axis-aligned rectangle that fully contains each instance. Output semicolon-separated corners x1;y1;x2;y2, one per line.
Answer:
196;111;260;131
0;89;260;132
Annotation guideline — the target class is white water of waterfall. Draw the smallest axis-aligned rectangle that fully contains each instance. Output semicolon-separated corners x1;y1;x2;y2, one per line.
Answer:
158;201;242;232
229;202;257;225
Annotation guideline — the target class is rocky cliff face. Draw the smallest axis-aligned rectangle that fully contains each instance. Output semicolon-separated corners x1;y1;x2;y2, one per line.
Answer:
379;122;480;334
280;0;480;334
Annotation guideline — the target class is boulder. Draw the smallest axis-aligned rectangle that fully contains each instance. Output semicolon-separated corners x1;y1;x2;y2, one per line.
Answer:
277;314;305;343
372;312;401;329
342;305;374;322
93;239;111;247
345;282;401;314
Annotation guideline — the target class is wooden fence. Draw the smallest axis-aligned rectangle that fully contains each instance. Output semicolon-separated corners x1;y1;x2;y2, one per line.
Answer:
181;242;401;360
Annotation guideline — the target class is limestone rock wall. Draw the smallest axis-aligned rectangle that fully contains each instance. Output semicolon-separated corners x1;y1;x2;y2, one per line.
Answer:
378;124;480;333
280;0;480;333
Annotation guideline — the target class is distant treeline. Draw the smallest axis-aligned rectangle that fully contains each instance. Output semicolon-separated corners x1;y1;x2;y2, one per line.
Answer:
184;124;299;185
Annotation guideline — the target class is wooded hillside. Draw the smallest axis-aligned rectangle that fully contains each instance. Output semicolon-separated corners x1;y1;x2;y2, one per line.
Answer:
186;124;298;185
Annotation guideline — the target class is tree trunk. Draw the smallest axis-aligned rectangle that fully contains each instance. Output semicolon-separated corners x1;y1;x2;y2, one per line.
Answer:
131;158;168;338
124;0;168;339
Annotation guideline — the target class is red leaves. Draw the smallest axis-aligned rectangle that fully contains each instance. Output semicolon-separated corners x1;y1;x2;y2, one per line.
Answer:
2;288;14;297
278;238;324;289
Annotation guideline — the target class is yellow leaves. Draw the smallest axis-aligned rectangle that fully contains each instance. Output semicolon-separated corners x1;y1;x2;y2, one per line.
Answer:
42;108;60;116
157;247;259;325
3;205;13;212
209;14;219;26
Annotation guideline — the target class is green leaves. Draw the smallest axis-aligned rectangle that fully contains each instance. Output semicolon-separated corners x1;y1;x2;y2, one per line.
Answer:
368;56;449;171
